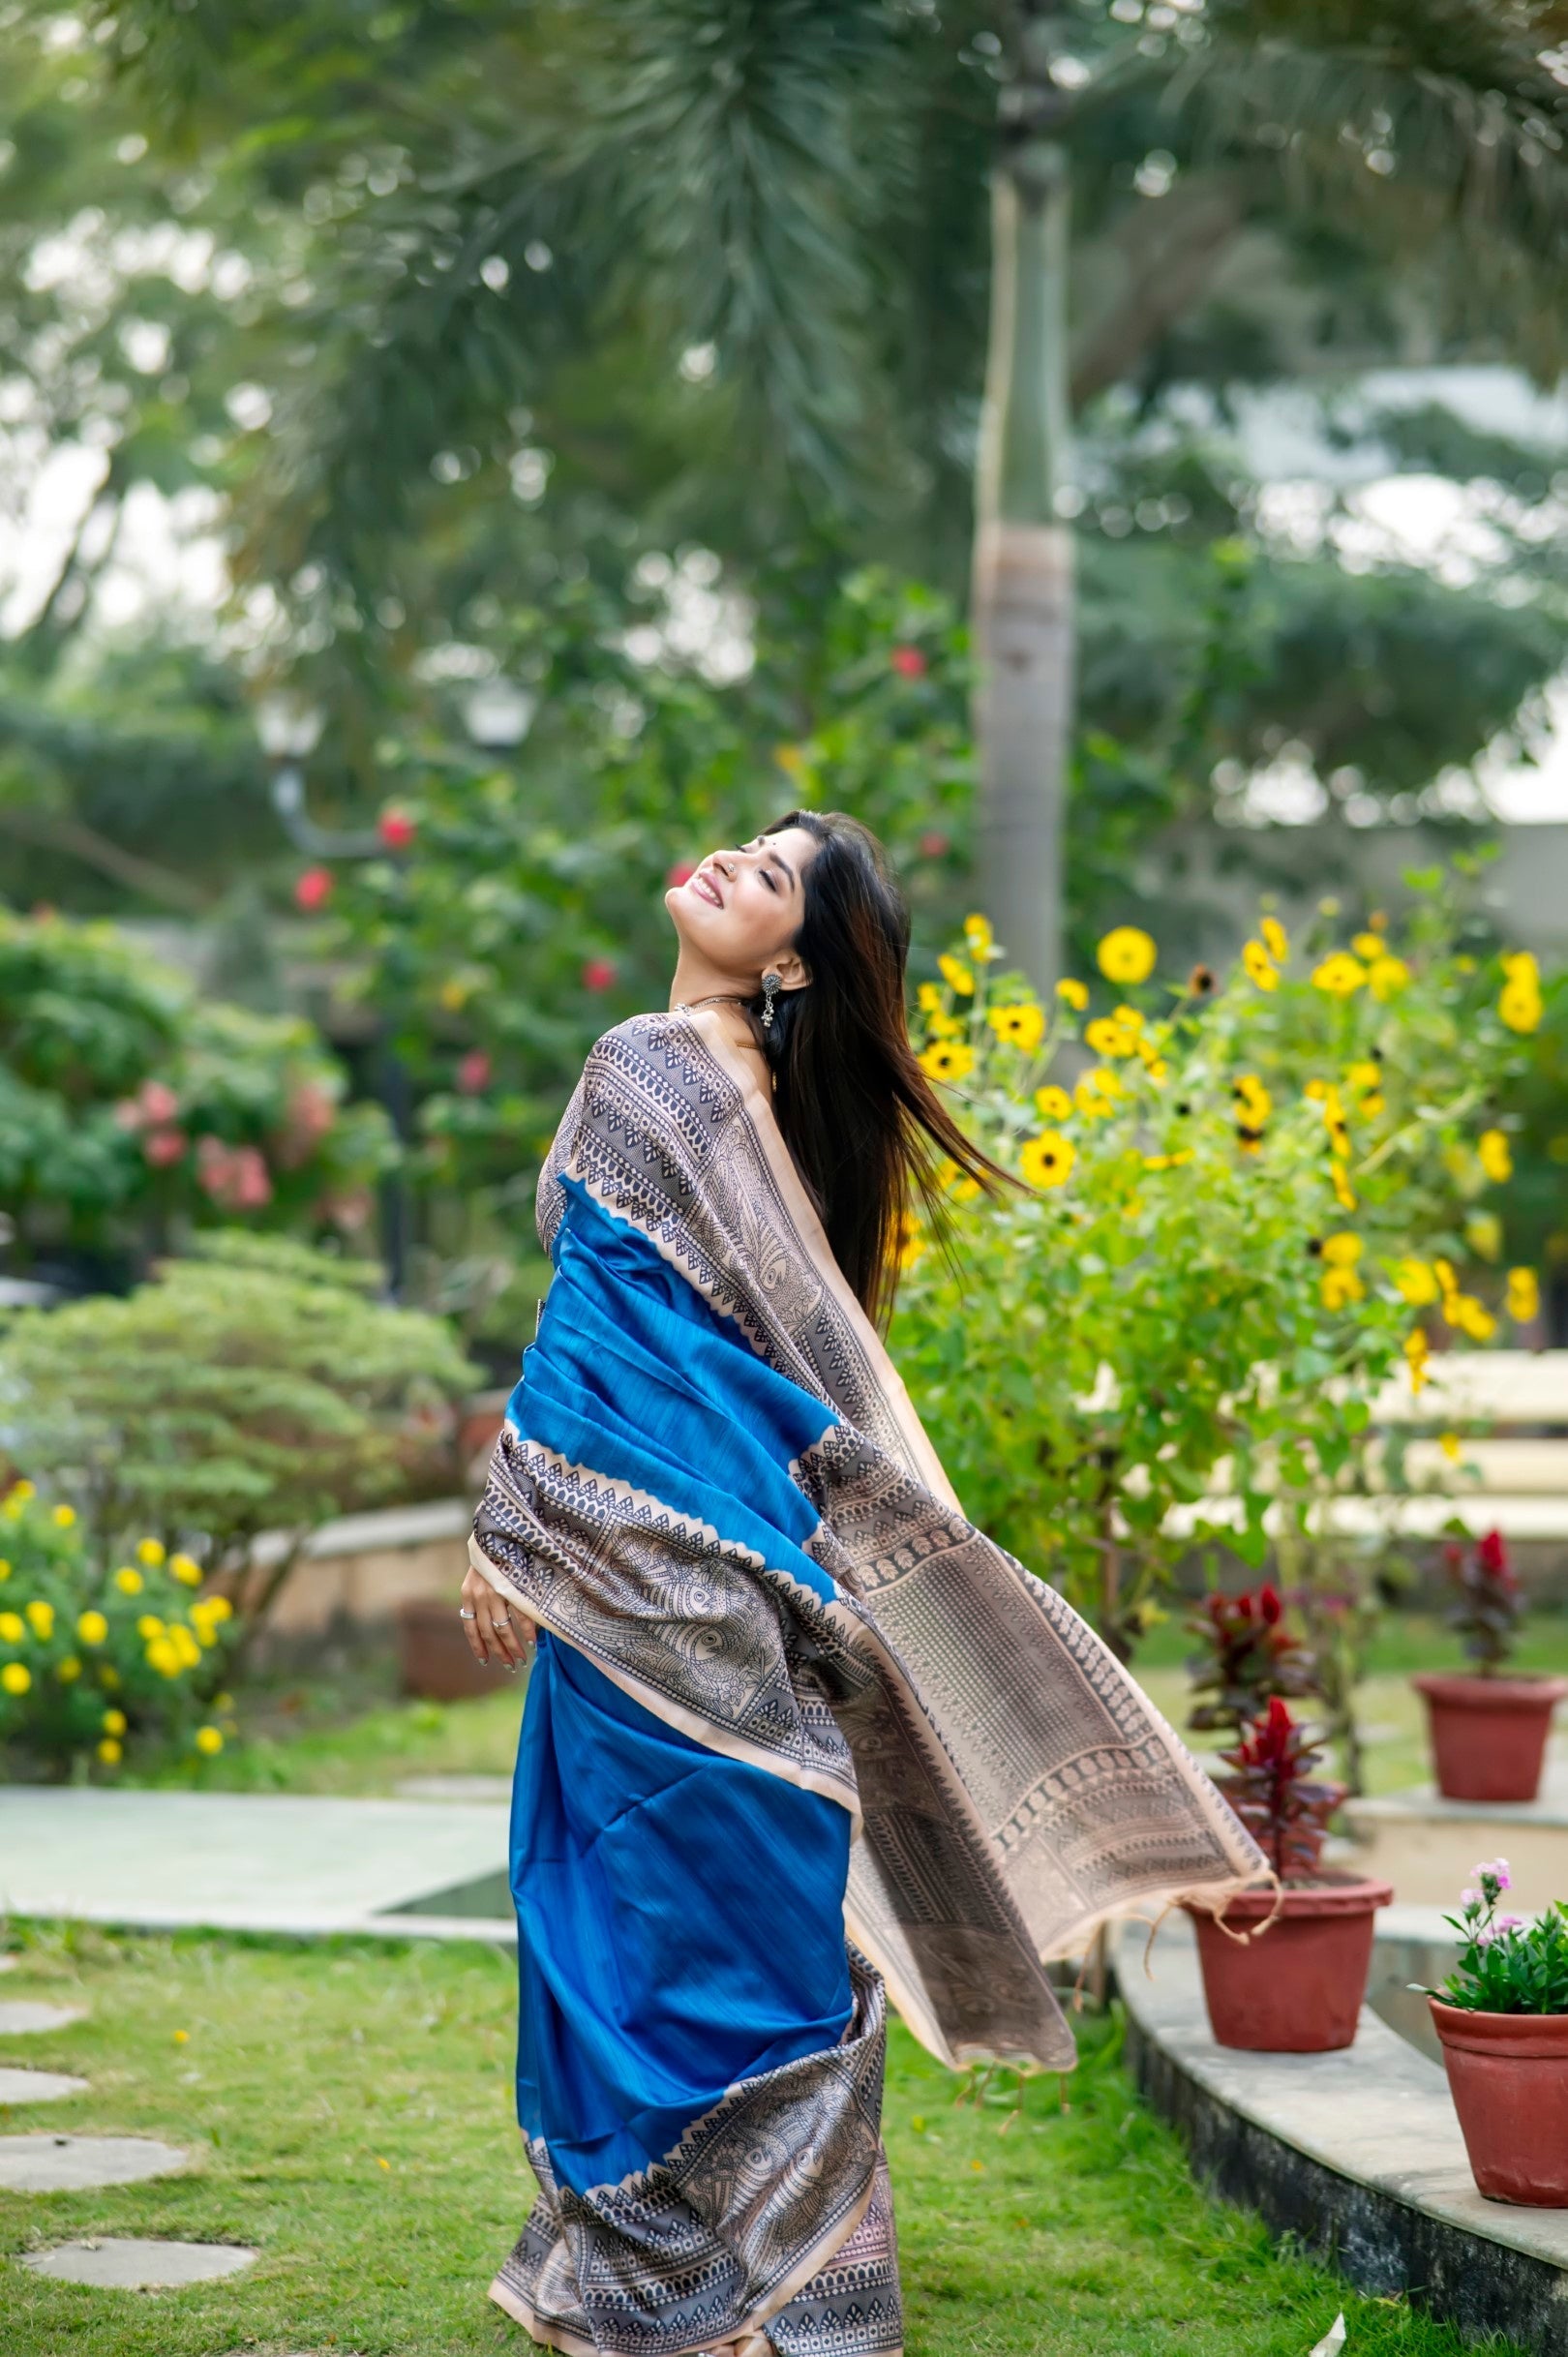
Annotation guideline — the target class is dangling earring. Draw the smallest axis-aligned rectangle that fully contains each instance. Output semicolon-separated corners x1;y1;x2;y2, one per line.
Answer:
761;970;782;1031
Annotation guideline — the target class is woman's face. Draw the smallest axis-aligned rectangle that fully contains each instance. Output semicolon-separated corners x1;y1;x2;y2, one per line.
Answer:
664;826;819;990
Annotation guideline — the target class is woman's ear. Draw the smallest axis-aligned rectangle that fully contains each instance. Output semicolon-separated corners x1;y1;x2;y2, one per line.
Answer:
771;951;810;990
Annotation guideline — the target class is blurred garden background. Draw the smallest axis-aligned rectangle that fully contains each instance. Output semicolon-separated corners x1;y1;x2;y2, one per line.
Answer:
3;3;1568;2350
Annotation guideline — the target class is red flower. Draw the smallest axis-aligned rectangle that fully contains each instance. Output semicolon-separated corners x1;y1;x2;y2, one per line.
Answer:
143;1128;188;1168
582;959;617;993
666;861;696;888
456;1050;491;1095
294;865;334;912
1478;1528;1514;1585
377;808;416;851
918;831;950;859
890;645;927;680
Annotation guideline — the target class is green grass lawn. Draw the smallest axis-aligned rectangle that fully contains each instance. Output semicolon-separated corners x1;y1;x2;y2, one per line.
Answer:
0;1925;1513;2357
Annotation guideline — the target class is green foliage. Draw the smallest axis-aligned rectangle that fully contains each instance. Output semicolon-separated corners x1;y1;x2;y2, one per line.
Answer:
890;880;1536;1659
1432;1862;1568;2015
0;910;394;1256
0;1233;478;1578
320;567;972;1256
0;1483;236;1779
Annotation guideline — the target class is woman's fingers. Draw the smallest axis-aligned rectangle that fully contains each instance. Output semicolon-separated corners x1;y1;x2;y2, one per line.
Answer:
459;1565;534;1670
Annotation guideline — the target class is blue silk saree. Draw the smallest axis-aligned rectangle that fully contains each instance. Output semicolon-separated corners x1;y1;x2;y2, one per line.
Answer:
471;1008;1263;2356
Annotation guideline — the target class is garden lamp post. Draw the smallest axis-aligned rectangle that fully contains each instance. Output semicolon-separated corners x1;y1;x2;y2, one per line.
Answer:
255;692;416;1291
461;677;536;753
256;694;385;859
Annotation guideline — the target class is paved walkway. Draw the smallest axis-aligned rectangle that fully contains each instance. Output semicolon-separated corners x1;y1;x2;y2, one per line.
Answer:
0;1787;514;1941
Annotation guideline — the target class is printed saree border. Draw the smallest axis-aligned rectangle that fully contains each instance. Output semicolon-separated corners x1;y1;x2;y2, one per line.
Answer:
488;2168;881;2357
468;1531;864;1825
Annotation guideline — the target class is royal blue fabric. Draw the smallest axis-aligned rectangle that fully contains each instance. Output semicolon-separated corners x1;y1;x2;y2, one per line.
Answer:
508;1179;855;2196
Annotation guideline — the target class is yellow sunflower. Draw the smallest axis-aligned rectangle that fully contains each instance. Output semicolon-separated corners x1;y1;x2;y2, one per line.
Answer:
1096;926;1157;985
1507;1267;1540;1323
1055;977;1089;1011
1478;1129;1513;1184
1312;952;1367;997
1367;954;1410;1001
1019;1132;1075;1190
986;1002;1046;1053
1260;915;1289;964
1241;940;1279;991
1034;1084;1073;1121
919;1040;975;1084
1084;1015;1138;1058
938;954;975;997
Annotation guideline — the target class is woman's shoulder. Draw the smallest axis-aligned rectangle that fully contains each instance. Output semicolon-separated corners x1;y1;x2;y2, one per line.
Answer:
585;1002;761;1073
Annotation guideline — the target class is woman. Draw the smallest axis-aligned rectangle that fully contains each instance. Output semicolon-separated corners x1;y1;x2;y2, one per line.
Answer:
462;811;1263;2357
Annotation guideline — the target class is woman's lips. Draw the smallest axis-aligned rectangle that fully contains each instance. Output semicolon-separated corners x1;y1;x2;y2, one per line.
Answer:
690;871;723;908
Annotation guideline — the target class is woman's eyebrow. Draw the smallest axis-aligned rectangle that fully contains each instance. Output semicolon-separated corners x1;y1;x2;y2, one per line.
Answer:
765;846;797;890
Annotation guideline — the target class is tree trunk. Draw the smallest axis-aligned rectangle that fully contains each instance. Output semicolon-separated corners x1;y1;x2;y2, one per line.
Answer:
972;134;1074;993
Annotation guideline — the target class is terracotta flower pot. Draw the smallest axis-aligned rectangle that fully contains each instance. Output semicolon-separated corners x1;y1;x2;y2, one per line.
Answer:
1412;1673;1568;1803
396;1597;498;1702
1184;1874;1394;2052
1430;1999;1568;2206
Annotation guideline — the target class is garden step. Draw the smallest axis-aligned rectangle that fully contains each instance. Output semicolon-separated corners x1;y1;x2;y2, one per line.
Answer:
0;2133;187;2191
17;2236;256;2288
1116;1916;1568;2355
0;2003;87;2037
1342;1757;1568;1912
0;2068;88;2104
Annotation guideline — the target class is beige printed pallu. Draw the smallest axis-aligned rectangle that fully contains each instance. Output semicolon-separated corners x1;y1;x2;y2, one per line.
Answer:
469;1005;1263;2357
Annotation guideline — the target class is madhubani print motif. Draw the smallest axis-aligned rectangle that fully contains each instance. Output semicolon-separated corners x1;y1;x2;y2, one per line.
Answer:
472;1425;876;1809
769;2156;901;2357
799;1421;1260;1957
490;1955;893;2357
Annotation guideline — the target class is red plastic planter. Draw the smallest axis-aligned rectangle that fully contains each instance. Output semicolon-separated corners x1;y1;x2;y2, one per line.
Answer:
1185;1875;1393;2052
1430;2000;1568;2206
1412;1673;1568;1803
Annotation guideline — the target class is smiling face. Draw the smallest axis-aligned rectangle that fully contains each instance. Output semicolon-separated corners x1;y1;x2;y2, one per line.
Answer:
664;826;819;996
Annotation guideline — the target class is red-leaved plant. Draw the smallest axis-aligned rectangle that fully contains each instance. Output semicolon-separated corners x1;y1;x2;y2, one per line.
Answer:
1219;1697;1346;1884
1186;1583;1323;1737
1442;1526;1522;1675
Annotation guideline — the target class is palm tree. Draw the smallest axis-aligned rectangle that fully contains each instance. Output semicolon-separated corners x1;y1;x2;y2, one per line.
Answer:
61;0;1568;982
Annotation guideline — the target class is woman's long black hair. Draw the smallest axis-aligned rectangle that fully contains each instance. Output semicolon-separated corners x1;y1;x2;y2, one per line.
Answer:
746;810;1008;1330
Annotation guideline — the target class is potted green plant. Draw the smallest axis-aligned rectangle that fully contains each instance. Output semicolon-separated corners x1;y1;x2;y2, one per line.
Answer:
1187;1584;1337;1869
1185;1698;1392;2052
1413;1530;1566;1802
1423;1859;1568;2205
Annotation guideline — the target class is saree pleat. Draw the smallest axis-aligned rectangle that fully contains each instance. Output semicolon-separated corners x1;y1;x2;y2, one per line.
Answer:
476;1010;1266;2355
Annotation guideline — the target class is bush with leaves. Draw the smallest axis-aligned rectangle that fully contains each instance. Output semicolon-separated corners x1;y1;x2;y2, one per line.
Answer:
1441;1526;1524;1674
0;1233;478;1636
0;1481;238;1779
890;878;1543;1669
1218;1699;1345;1887
0;910;394;1264
1185;1584;1323;1738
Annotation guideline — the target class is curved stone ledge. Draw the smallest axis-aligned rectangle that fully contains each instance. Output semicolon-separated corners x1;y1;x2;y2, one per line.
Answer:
1116;1917;1568;2355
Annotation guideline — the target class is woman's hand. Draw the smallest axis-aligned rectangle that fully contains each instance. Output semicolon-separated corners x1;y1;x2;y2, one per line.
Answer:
459;1564;534;1670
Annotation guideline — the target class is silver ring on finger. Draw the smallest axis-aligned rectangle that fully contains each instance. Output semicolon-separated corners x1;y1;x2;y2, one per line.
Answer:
458;1607;476;1619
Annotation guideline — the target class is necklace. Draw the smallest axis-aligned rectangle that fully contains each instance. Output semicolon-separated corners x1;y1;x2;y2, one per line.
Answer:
677;992;751;1012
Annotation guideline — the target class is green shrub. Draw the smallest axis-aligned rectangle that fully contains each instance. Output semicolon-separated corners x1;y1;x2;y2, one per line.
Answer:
0;1233;479;1628
892;880;1539;1677
0;1482;236;1777
0;910;395;1257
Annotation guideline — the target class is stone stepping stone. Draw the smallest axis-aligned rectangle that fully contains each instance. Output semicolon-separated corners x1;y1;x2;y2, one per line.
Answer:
0;2067;88;2104
0;2001;86;2037
18;2236;256;2289
0;2133;186;2191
